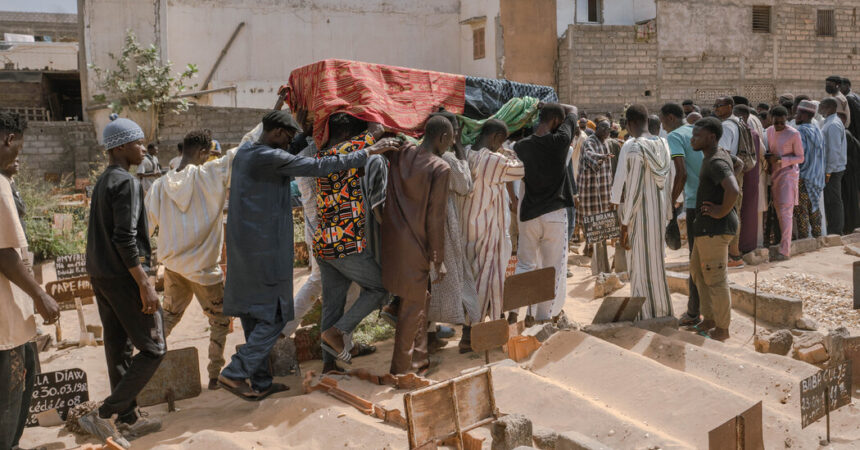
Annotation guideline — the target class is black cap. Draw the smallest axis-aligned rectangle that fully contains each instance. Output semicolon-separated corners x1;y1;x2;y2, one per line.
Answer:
262;110;301;132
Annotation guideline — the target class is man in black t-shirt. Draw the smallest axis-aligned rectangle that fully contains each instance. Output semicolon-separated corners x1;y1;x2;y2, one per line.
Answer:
687;117;740;342
512;103;578;324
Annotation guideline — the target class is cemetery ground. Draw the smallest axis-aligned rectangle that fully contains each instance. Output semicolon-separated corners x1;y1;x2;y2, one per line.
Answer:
15;175;860;449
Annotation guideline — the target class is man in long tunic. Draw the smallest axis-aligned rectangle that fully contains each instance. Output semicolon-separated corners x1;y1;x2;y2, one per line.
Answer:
765;106;805;260
610;105;674;319
460;120;524;327
382;116;452;375
793;101;826;239
576;119;614;273
218;111;397;399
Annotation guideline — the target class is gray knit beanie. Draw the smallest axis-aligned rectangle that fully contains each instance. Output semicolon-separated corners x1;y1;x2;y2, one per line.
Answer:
103;114;145;150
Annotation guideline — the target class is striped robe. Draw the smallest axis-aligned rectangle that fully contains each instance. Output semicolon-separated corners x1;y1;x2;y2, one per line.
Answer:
614;137;674;319
460;146;525;321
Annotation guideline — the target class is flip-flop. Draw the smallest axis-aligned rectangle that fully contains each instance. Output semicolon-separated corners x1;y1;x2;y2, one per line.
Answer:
321;342;353;365
217;376;261;402
253;383;289;401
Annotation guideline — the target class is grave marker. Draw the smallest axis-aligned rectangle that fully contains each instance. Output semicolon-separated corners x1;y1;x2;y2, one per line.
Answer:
45;276;93;311
591;296;646;324
470;319;509;364
55;253;87;279
137;347;202;408
502;267;556;312
800;360;852;442
26;368;89;427
708;401;763;450
582;211;621;245
853;261;859;310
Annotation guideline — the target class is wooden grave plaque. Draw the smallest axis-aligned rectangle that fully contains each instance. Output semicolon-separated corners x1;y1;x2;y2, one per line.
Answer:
502;267;556;312
583;211;621;245
137;347;202;407
26;368;89;427
46;275;94;311
470;319;509;354
591;296;646;324
55;253;88;279
404;368;498;449
800;360;852;429
708;401;763;450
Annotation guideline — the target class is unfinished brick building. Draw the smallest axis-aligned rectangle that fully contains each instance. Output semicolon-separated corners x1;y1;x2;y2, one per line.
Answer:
557;0;860;115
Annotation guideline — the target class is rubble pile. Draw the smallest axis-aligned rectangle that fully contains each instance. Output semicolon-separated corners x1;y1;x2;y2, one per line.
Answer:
757;273;858;329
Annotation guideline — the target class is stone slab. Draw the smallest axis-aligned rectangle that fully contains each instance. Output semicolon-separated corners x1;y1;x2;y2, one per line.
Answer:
665;270;690;296
729;283;803;328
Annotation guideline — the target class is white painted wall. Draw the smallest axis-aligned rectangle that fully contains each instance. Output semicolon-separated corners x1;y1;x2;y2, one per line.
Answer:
459;0;499;78
575;0;656;25
0;42;78;71
557;0;575;36
166;0;461;108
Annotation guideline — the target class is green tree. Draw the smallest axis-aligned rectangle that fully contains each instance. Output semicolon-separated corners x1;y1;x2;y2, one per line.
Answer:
89;30;198;116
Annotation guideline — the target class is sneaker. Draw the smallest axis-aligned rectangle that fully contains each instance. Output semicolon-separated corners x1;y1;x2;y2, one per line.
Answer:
116;414;162;441
727;257;745;269
78;411;130;449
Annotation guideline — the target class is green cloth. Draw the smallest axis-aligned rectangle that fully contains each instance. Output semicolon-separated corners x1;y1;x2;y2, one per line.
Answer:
398;97;541;146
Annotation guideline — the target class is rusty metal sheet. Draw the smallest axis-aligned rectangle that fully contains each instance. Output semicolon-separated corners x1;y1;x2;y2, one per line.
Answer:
136;347;201;407
591;296;646;324
502;267;556;311
470;319;509;353
708;401;763;450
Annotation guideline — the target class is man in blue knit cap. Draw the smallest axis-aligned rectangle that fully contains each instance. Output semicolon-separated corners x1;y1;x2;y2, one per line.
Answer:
79;115;164;448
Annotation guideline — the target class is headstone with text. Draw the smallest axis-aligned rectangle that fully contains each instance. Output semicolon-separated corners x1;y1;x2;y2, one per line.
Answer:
45;276;94;311
583;211;621;245
55;253;88;279
26;368;89;427
800;360;852;429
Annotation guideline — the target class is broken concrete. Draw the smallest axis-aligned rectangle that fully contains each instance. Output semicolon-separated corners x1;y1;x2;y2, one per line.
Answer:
665;270;689;296
841;231;860;245
844;245;860;257
753;330;793;355
743;248;770;266
523;323;556;342
795;343;828;364
823;327;850;366
492;414;533;450
795;317;818;331
531;427;559;449
593;272;623;298
818;234;843;247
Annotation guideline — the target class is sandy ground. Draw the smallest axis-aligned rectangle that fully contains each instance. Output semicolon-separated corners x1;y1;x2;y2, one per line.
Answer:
18;241;860;449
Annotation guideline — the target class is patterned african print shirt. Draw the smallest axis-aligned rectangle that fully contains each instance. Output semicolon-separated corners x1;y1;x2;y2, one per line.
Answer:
313;132;374;259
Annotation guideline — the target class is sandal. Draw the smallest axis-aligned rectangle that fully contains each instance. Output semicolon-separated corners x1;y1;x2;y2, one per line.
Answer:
217;375;261;402
253;382;290;401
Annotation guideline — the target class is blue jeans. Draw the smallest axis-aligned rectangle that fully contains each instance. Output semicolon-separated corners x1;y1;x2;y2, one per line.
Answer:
221;301;287;391
317;251;389;364
566;206;576;241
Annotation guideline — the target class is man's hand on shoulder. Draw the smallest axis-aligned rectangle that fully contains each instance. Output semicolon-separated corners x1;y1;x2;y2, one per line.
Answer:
367;137;403;155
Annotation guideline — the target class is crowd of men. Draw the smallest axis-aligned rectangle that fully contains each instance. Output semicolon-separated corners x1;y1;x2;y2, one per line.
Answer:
0;73;858;449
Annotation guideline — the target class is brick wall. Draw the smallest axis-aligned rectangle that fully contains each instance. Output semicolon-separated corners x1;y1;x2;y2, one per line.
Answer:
557;1;860;115
157;105;270;152
21;121;102;180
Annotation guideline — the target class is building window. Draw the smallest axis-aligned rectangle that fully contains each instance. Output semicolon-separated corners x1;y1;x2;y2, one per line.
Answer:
752;6;771;33
587;0;603;23
817;9;836;36
473;27;485;60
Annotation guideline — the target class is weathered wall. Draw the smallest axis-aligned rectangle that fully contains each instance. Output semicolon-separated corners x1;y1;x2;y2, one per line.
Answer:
558;0;860;114
499;0;558;87
558;25;657;115
20;121;102;180
0;11;79;41
157;104;269;152
0;42;78;71
459;0;500;79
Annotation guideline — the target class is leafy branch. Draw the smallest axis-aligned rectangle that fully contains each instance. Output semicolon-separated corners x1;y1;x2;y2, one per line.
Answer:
89;30;198;115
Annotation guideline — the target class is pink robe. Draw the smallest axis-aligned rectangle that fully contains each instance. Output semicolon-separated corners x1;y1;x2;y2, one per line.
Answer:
766;126;804;256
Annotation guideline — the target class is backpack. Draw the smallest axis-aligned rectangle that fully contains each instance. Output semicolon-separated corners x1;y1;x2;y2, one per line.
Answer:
728;117;756;173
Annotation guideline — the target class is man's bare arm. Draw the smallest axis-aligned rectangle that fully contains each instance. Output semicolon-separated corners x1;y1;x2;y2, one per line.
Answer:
0;248;59;324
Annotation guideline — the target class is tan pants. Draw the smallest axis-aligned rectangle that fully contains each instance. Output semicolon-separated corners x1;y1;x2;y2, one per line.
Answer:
162;269;230;380
689;234;733;329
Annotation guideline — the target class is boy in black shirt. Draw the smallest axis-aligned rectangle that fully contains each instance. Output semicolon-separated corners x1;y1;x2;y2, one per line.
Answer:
81;117;164;447
688;117;740;342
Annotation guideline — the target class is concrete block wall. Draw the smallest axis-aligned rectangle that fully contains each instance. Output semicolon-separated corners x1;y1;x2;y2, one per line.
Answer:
157;105;270;152
21;121;102;180
558;1;860;115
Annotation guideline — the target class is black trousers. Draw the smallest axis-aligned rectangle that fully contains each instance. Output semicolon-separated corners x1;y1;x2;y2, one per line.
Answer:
824;171;845;235
91;276;166;421
685;208;700;317
0;342;36;449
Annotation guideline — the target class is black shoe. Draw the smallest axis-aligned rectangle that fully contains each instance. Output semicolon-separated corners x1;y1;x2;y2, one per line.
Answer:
678;312;700;327
524;315;536;328
208;378;220;390
506;311;518;325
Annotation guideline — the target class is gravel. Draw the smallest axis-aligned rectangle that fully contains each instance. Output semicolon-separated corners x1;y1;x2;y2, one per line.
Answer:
756;273;859;330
